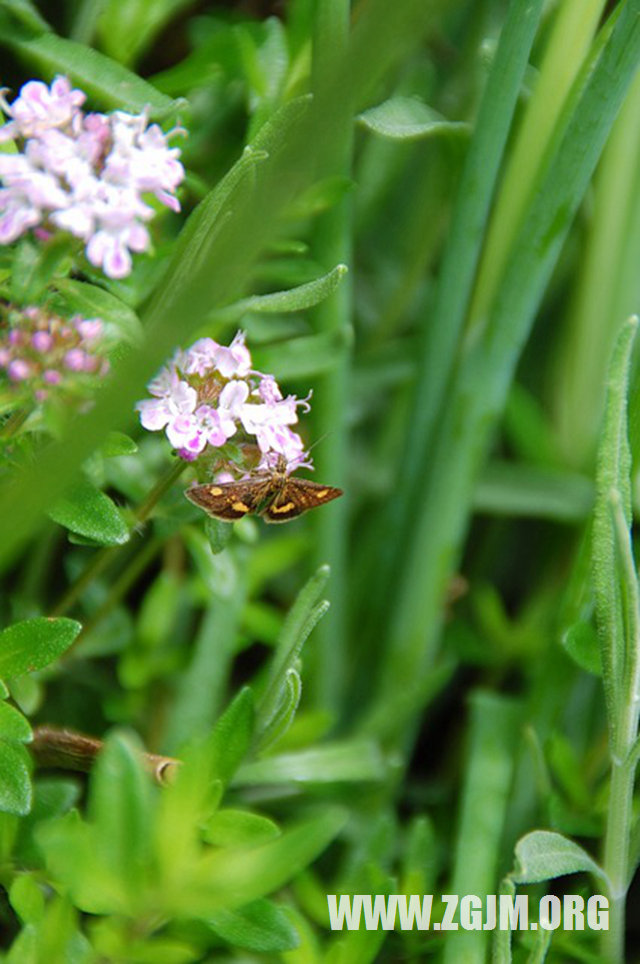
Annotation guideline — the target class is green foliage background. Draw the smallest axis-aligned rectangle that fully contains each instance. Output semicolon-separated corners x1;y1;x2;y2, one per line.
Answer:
0;0;639;961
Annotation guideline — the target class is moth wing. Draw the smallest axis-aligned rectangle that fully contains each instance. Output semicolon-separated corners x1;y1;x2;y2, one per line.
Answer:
185;481;259;521
262;478;343;523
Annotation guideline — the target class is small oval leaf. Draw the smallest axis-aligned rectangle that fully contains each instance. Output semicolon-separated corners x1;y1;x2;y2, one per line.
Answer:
49;478;129;546
207;898;299;953
53;280;143;346
203;808;280;848
0;617;81;678
0;740;32;815
511;831;608;886
358;96;471;140
0;702;32;743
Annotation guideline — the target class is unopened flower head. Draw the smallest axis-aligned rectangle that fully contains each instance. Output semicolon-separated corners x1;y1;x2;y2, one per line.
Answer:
136;331;313;473
0;305;109;403
0;76;185;278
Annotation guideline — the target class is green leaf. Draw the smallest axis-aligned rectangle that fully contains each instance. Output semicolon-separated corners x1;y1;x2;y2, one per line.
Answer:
561;621;602;676
0;702;32;743
9;873;45;924
49;478;129;546
96;0;194;68
100;432;138;457
204;517;233;555
184;809;346;917
358;96;471;140
87;731;154;896
256;669;301;753
0;617;81;678
510;830;608;886
0;28;180;118
235;739;386;786
444;693;521;963
592;316;639;742
10;236;74;305
207;898;299;953
0;0;50;32
203;808;280;848
14;777;80;865
212;264;348;323
207;687;255;785
0;740;31;815
257;566;330;730
36;811;116;914
53;280;143;346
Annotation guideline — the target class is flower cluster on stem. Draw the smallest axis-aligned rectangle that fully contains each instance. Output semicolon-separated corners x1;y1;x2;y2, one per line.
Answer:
136;331;313;475
0;76;184;278
0;304;108;404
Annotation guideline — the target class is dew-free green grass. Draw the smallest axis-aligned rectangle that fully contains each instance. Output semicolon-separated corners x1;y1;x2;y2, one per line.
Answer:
0;0;639;961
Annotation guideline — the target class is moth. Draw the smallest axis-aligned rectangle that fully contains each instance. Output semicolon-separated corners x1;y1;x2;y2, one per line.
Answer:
185;457;343;523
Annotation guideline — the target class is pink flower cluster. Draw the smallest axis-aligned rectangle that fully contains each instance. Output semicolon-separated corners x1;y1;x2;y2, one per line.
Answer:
0;306;108;402
0;77;184;278
136;332;312;469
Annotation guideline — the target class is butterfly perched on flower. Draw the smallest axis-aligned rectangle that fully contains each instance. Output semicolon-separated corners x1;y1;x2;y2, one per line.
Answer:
185;456;343;523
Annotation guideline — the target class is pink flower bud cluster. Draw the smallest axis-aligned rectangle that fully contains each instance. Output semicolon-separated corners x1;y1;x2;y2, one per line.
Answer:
0;77;185;278
0;306;109;402
136;332;313;471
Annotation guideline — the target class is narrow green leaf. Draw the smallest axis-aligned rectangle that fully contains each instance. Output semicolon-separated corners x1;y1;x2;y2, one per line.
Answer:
256;668;301;753
96;0;194;68
234;739;386;786
184;809;347;916
510;830;608;886
212;264;348;323
49;478;129;546
87;731;154;893
443;692;521;964
53;280;143;346
258;566;330;729
592;316;639;741
0;617;81;678
0;702;32;743
250;93;312;154
35;810;118;914
207;687;255;786
0;0;50;32
9;873;45;924
203;808;280;848
0;29;180;118
0;740;31;815
358;96;470;140
207;898;299;953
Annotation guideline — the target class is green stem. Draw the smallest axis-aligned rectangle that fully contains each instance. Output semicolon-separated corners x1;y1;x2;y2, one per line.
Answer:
601;491;640;962
51;458;187;617
73;535;163;648
603;755;634;963
307;0;353;714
